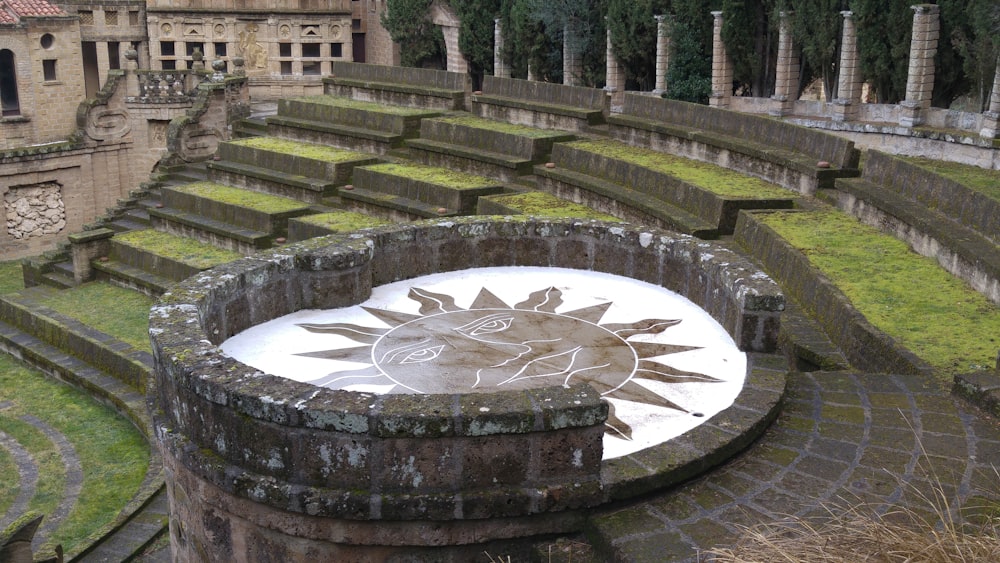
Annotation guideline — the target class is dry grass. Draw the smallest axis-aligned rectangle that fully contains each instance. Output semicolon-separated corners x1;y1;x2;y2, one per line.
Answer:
710;428;1000;563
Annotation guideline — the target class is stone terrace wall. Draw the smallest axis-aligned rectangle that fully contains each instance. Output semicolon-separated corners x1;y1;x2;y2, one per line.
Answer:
329;62;469;92
479;76;609;111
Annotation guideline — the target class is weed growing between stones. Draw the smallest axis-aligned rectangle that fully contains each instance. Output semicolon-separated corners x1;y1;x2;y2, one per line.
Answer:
708;427;1000;562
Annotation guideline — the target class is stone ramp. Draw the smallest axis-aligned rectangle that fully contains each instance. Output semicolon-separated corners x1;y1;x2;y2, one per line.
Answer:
585;370;1000;561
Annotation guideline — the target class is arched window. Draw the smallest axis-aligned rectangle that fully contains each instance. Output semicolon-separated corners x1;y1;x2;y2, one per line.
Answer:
1;49;20;116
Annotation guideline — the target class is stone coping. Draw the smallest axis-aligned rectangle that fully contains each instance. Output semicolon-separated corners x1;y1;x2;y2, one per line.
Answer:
150;217;785;524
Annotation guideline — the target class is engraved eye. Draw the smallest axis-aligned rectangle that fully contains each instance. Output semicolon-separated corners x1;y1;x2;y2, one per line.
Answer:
399;345;445;364
456;314;514;337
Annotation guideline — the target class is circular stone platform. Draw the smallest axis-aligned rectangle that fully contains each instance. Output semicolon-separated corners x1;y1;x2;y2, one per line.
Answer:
150;218;787;560
222;267;747;459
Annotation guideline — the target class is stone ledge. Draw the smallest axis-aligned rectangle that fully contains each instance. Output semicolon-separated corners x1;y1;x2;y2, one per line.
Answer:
953;370;1000;418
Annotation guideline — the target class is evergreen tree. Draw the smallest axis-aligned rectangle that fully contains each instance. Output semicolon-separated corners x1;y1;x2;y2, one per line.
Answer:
851;0;911;103
451;0;502;86
789;0;849;101
721;0;778;97
605;0;666;91
665;19;712;103
381;0;446;68
938;0;999;110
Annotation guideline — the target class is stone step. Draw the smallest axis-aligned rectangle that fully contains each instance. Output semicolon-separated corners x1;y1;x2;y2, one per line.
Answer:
101;229;242;288
352;162;506;215
418;115;575;161
216;136;379;186
406;138;535;183
108;217;150;233
335;185;459;222
477;191;622;222
534;165;720;239
158;182;315;236
267;116;404;155
287;210;393;242
778;298;851;371
91;259;175;297
148;207;273;254
40;270;76;290
276;95;441;136
206;160;339;203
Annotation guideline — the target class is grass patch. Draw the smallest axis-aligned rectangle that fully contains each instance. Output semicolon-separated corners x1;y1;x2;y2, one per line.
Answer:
901;156;1000;202
758;210;1000;376
0;352;149;555
115;230;241;270
363;162;498;189
485;191;621;221
172;182;311;213
0;447;16;517
291;95;436;116
33;282;153;351
566;139;792;199
0;260;24;295
433;115;569;138
228;136;372;163
295;211;392;232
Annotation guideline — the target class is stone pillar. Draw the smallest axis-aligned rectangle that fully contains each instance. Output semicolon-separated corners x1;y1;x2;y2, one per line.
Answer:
770;11;799;117
494;18;509;78
605;21;625;111
710;11;733;109
979;57;1000;139
441;25;467;74
899;4;939;127
125;48;139;97
652;15;671;96
832;11;862;122
95;40;110;88
563;23;582;86
69;228;114;284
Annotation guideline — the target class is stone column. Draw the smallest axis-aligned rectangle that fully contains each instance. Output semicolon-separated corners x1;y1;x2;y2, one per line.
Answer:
770;11;799;117
605;21;625;111
441;25;468;74
95;41;110;88
653;15;670;96
710;11;733;109
980;57;1000;138
494;18;509;78
899;4;939;127
563;22;582;86
125;48;139;97
832;11;862;122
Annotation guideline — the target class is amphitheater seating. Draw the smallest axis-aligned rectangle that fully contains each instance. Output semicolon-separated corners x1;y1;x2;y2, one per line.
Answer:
324;62;469;111
472;76;609;131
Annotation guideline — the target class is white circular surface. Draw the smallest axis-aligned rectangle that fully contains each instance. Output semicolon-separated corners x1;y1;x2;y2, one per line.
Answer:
222;267;746;459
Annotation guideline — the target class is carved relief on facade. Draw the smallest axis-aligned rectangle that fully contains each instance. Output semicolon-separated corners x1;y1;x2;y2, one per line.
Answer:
178;126;222;161
86;107;131;141
4;183;67;239
237;23;267;69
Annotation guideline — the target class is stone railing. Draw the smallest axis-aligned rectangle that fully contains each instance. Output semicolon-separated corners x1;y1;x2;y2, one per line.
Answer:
129;70;210;102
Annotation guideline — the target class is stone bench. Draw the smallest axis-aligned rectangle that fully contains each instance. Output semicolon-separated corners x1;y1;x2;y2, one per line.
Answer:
831;151;1000;304
471;76;608;132
608;94;861;194
324;62;469;111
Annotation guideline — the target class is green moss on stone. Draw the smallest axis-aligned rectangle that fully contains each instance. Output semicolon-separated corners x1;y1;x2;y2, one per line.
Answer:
33;282;153;351
0;261;24;295
228;136;371;163
759;210;1000;376
364;162;497;189
901;156;1000;203
115;230;241;269
173;182;310;213
434;115;566;138
566;139;791;199
296;211;392;232
487;192;621;221
290;95;435;116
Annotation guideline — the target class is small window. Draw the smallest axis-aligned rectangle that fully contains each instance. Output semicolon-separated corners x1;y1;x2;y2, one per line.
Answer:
43;60;57;81
186;42;204;58
279;43;292;57
129;10;139;26
302;43;320;58
214;42;227;57
160;41;175;57
108;42;121;70
79;11;94;25
162;60;176;70
1;49;20;116
303;61;321;75
280;61;292;75
105;10;118;26
40;34;54;49
352;19;361;31
331;43;343;58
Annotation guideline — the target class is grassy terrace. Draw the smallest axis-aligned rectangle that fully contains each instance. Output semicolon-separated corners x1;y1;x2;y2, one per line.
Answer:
486;192;621;221
294;211;392;232
758;209;1000;376
566;139;792;199
0;353;149;556
431;115;569;138
362;162;499;189
290;95;436;115
901;156;1000;202
114;230;242;269
227;136;372;162
171;182;311;213
33;283;153;351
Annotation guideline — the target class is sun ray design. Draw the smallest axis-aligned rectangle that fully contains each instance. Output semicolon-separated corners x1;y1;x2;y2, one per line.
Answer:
293;284;724;440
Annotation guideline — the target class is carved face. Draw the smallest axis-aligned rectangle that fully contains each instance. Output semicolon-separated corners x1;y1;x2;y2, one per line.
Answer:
371;309;637;394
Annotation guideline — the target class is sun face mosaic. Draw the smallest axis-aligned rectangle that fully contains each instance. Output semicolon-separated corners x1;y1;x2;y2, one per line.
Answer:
222;267;747;458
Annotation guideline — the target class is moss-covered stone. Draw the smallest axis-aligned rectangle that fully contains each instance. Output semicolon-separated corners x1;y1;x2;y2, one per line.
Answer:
170;182;310;213
226;137;371;163
481;191;622;221
114;230;241;270
293;212;392;232
361;162;496;190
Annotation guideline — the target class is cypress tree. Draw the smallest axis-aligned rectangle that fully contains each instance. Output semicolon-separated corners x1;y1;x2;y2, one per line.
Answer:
381;0;446;68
